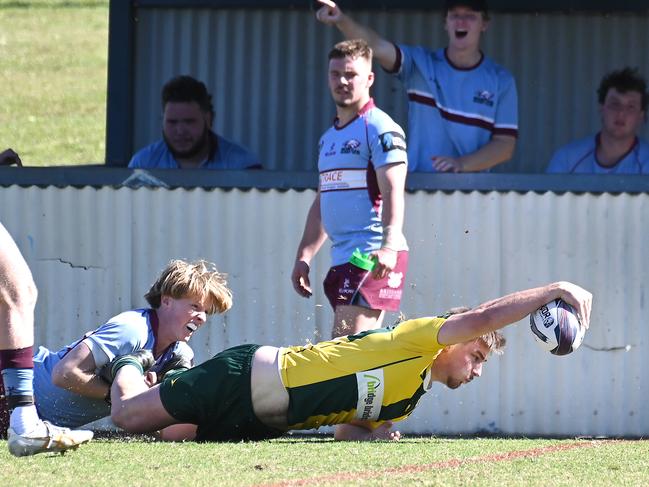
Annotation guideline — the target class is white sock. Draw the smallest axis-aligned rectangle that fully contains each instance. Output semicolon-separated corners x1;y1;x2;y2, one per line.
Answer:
9;405;47;436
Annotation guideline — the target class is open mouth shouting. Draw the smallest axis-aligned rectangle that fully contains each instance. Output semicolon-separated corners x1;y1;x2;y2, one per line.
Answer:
455;29;468;39
186;322;198;333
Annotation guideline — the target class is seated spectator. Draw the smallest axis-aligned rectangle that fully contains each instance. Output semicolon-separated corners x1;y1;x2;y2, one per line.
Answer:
546;67;649;174
129;76;261;169
0;149;22;167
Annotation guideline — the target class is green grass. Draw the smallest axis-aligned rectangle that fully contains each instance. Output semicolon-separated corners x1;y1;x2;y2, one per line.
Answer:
1;436;648;486
0;0;108;166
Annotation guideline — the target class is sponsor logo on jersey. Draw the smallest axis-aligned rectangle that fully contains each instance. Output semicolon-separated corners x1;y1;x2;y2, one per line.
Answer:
473;90;495;107
319;169;367;192
379;132;407;153
324;142;337;157
355;368;385;421
341;139;361;155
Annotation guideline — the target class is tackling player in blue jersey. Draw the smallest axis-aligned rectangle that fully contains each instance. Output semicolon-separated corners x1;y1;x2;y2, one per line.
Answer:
315;0;518;173
291;39;409;344
546;67;649;174
0;248;233;455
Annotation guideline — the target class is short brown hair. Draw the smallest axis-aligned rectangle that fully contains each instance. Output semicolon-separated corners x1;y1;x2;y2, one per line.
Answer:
144;259;233;315
328;39;372;62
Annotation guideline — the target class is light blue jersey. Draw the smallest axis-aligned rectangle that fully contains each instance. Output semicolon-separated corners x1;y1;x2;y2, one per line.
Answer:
33;309;159;428
391;45;518;172
546;134;649;174
128;131;260;169
318;99;408;266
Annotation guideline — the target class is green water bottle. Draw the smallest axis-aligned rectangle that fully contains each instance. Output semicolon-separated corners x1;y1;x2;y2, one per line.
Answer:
349;248;376;271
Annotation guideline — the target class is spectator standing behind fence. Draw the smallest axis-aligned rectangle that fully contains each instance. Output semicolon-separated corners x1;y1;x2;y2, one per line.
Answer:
128;76;261;170
546;68;649;174
315;0;518;173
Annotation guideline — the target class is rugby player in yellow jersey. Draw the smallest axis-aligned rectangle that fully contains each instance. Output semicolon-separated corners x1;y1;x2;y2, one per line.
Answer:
106;281;591;441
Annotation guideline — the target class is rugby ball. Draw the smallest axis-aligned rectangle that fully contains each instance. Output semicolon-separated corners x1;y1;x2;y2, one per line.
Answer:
529;299;585;356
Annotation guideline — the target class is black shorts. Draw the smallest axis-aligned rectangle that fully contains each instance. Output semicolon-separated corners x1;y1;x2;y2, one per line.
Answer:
159;344;284;442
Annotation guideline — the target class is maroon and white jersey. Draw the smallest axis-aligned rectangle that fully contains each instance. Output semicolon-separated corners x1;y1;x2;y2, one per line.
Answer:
318;99;407;266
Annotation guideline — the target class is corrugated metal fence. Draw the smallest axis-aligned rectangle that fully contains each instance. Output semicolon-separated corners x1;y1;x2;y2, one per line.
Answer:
1;186;646;436
131;8;649;173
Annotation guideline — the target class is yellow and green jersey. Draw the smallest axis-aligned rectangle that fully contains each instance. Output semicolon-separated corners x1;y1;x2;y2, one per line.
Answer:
278;317;447;431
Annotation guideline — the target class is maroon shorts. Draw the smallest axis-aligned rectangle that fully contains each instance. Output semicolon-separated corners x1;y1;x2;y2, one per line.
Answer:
323;250;408;312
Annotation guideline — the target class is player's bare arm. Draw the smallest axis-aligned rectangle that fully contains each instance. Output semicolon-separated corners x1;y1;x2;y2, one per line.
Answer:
433;135;516;172
315;0;398;71
372;162;407;279
438;281;592;346
51;340;111;399
291;193;328;297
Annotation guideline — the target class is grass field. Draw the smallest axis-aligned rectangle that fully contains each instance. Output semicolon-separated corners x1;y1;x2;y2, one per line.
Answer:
0;0;108;166
1;436;648;486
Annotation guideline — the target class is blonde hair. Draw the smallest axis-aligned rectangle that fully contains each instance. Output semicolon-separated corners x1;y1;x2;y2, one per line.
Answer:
144;259;233;315
477;331;506;356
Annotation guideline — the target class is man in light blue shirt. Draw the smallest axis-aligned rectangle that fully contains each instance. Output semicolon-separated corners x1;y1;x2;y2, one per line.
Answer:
547;67;649;174
129;76;261;170
291;40;409;343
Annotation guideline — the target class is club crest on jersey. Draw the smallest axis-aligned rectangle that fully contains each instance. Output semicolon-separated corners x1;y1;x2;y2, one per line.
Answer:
473;90;495;107
341;139;361;155
379;132;407;153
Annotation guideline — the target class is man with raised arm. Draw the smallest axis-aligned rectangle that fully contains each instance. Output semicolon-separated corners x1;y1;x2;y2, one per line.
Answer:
316;0;518;173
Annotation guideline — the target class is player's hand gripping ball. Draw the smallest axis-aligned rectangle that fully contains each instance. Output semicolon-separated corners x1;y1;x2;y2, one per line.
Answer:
530;299;585;356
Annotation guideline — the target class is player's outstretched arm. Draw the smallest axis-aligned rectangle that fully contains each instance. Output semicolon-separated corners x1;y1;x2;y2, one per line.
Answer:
437;281;592;346
315;0;398;71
